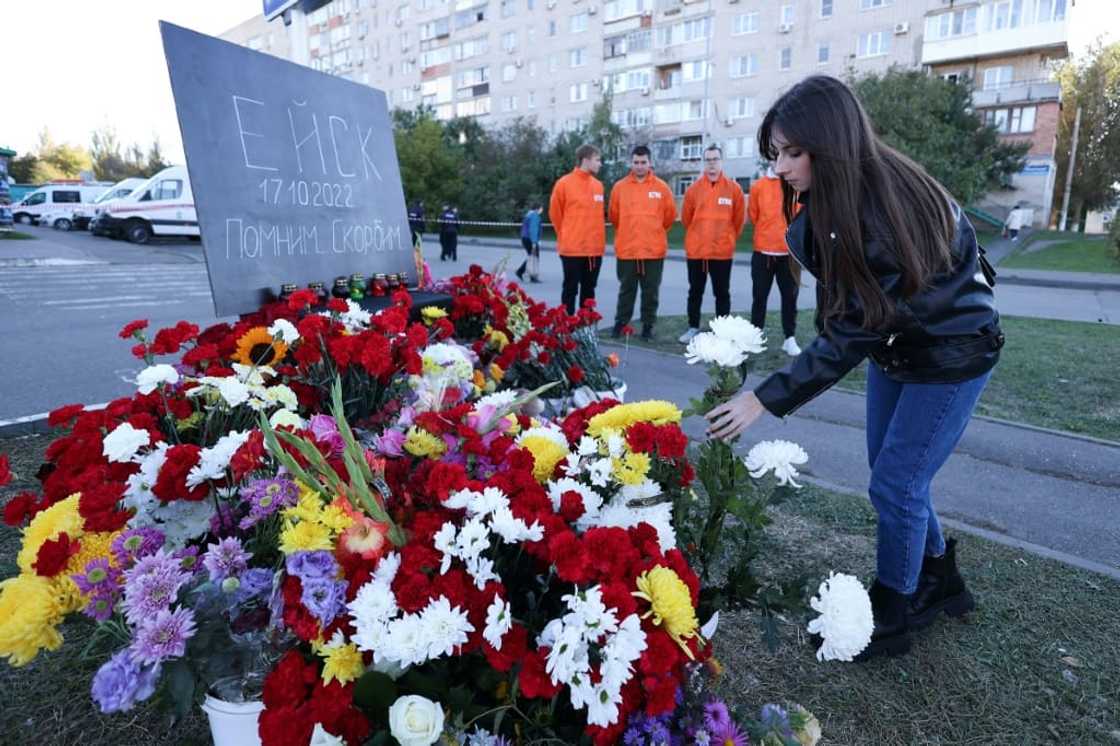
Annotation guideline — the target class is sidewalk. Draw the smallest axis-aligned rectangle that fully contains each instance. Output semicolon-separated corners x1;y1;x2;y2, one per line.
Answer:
608;343;1120;576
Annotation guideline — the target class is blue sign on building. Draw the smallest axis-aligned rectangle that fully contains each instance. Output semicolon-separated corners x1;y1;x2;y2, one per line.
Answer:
263;0;300;22
1021;162;1051;176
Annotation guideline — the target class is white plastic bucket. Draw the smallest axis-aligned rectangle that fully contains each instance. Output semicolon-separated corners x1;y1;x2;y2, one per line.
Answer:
201;695;264;746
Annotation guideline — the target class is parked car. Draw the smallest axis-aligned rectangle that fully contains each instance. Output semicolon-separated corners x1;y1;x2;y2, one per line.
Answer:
75;177;146;231
10;183;110;225
98;166;197;244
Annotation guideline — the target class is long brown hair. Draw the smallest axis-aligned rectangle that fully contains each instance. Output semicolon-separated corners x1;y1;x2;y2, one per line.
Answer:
758;76;956;329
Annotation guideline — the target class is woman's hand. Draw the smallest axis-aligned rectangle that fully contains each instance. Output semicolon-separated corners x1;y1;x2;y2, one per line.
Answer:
705;390;766;441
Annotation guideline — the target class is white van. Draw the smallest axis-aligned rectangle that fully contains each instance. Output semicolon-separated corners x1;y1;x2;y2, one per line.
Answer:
77;177;147;231
99;165;198;244
10;183;110;225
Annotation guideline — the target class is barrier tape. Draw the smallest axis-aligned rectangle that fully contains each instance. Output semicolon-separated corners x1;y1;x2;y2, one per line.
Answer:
417;218;555;228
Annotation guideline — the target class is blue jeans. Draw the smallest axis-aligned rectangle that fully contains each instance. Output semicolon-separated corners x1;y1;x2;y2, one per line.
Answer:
866;364;991;595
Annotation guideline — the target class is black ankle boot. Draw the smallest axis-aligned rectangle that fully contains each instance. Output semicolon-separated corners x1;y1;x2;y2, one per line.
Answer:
640;324;654;341
908;537;975;630
855;579;912;661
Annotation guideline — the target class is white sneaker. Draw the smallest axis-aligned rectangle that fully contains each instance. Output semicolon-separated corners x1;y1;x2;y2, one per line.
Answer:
782;336;802;356
678;327;700;345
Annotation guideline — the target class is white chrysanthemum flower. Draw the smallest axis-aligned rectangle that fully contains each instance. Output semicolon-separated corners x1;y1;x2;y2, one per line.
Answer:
807;572;874;662
709;315;767;355
684;332;748;368
269;409;306;430
148;498;213;548
474;389;519;411
186;430;251;488
577;436;599;457
383;614;428;667
123;443;169;516
420;596;474;659
267;318;300;344
586;458;613;488
489;506;543;543
420;342;475;382
373;552;402;587
483;594;513;650
102;422;150;463
231;363;275;386
136;364;179;395
744;439;809;487
464;554;499;590
593;499;677;552
349;579;399;631
433;522;458;574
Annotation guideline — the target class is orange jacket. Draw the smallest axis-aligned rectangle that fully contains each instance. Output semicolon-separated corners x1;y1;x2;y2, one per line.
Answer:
748;176;798;254
549;168;606;257
608;171;676;260
682;173;746;260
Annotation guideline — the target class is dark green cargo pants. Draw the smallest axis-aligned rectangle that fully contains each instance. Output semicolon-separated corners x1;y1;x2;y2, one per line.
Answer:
614;258;664;330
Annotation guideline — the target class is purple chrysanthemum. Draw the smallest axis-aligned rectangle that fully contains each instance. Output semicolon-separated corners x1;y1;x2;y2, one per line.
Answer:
300;576;348;627
83;590;119;622
709;719;749;746
239;476;299;529
285;550;338;582
174;546;202;575
202;536;250;582
130;606;197;665
91;649;161;713
122;550;190;623
111;528;165;567
72;557;122;595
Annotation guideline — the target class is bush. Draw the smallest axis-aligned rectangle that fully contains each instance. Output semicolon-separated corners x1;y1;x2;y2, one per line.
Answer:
1109;212;1120;261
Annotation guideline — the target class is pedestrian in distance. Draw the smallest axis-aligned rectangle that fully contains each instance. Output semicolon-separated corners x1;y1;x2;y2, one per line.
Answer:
1002;202;1027;242
706;75;1004;661
439;204;459;261
749;166;803;356
549;144;606;315
609;145;676;340
679;144;746;344
516;203;543;283
408;200;426;248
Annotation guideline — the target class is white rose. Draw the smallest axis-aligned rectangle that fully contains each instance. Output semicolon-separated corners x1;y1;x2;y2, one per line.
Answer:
102;422;151;463
135;364;179;395
388;695;445;746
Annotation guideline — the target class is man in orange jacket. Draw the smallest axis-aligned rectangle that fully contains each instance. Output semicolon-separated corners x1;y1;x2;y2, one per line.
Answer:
609;145;676;340
679;144;746;344
549;143;606;314
748;167;801;356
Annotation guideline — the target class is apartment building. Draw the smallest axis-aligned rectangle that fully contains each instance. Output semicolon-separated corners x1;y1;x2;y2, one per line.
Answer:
222;0;1069;210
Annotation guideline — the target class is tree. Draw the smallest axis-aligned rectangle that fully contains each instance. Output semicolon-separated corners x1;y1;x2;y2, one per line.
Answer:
392;108;464;219
8;154;40;183
32;128;92;181
90;126;131;182
144;138;169;177
851;68;1028;205
1053;41;1120;229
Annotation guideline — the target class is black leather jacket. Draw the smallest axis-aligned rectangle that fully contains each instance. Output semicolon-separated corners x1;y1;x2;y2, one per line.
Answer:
754;196;1003;418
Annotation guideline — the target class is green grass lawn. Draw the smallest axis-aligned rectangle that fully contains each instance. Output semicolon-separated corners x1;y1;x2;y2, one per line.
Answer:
1001;237;1120;274
606;310;1120;442
458;222;758;253
0;231;35;240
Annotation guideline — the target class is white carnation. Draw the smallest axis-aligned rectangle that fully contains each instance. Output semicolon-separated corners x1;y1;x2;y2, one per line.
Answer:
135;364;179;395
187;430;251;488
267;318;300;344
684;332;747;368
709;315;767;355
744;439;809;487
806;572;874;662
102;422;150;463
269;409;306;430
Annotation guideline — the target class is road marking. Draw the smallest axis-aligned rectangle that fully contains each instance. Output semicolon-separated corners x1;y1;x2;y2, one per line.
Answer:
60;299;192;311
43;295;150;305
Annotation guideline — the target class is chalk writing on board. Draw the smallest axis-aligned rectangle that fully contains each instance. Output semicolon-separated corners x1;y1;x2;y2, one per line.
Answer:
258;179;355;208
226;219;404;261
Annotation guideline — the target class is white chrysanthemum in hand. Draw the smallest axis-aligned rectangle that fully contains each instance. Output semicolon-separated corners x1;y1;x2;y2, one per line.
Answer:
102;422;151;463
806;572;874;662
684;332;748;368
744;439;809;487
709;315;766;355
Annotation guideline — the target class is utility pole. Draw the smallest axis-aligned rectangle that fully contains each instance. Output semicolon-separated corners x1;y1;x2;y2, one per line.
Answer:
1058;105;1081;232
282;6;310;67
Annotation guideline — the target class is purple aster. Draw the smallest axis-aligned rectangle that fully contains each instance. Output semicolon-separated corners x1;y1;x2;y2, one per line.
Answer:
202;536;250;582
130;606;197;665
91;649;161;713
285;550;338;582
704;700;732;733
111;528;165;567
239;476;299;529
299;576;348;627
83;590;119;622
709;719;748;746
173;546;202;576
309;414;345;455
122;550;190;624
72;557;122;595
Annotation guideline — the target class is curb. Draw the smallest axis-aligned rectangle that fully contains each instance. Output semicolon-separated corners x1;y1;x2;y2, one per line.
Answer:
996;274;1120;292
456;237;756;267
0;403;108;438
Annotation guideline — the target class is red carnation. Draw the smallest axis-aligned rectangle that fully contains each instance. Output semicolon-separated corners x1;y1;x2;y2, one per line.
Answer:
47;403;85;428
152;444;208;502
549;530;591;583
567;365;585;384
519;647;562;699
287;288;318;311
79;483;133;532
624;422;658;454
3;491;44;527
559;490;586;523
281;577;323;642
326;298;348;314
537;350;551;365
229;430;265;483
483;622;528;672
263;650;319;709
33;532;80;577
0;454;10;487
118;319;149;339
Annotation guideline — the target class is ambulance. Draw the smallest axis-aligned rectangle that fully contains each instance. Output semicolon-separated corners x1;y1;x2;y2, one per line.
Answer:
10;182;111;225
75;177;147;231
96;165;198;244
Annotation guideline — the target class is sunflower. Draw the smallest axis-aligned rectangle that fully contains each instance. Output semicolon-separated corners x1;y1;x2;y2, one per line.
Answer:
233;327;288;366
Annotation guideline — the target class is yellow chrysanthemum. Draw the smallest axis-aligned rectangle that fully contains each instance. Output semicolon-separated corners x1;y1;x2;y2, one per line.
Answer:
279;519;334;554
586;401;682;438
0;574;66;667
633;565;702;659
484;325;510;351
489;363;504;382
404;426;447;458
233;326;289;367
17;495;83;575
317;504;355;535
319;641;365;685
612;451;651;486
56;530;122;614
518;434;569;483
286;489;326;524
421;305;448;323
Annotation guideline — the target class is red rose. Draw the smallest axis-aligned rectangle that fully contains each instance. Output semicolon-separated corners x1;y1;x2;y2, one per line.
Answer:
33;532;81;577
518;647;562;699
0;454;10;487
567;365;585;384
152;444;208;502
47;403;85;429
118;319;149;339
327;298;348;314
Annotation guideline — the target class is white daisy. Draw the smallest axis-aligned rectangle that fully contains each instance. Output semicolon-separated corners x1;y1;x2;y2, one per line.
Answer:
482;594;513;650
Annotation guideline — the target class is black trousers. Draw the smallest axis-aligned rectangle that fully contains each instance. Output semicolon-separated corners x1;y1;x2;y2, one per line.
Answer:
517;238;540;277
686;258;733;329
560;256;602;314
440;233;458;260
750;253;799;338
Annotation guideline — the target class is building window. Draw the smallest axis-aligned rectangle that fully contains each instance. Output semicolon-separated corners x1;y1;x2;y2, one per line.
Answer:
985;105;1036;133
820;0;833;18
570;12;589;33
528;59;537;76
779;47;792;70
528;91;536;108
857;31;890;58
988;0;1025;31
780;4;794;25
683;100;709;121
501;95;518;112
1036;0;1067;23
548;53;560;73
982;65;1014;90
733;12;759;35
683;18;711;42
570;82;589;102
548;20;557;36
604;0;648;21
818;43;830;64
858;0;890;8
926;7;978;40
726;136;754;159
605;35;627;59
501;0;516;17
683;60;710;82
570;47;587;67
730;53;758;78
676;174;697;196
502;63;517;82
728;96;754;119
502;31;518;52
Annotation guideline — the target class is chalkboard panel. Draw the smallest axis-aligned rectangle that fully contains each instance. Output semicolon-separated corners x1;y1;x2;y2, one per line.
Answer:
160;22;413;317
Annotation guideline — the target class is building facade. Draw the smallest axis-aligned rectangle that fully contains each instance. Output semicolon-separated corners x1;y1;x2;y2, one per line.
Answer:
222;0;1069;215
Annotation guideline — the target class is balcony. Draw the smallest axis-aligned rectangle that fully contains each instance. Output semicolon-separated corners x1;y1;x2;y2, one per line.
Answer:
654;85;681;100
972;79;1061;108
921;18;1068;65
